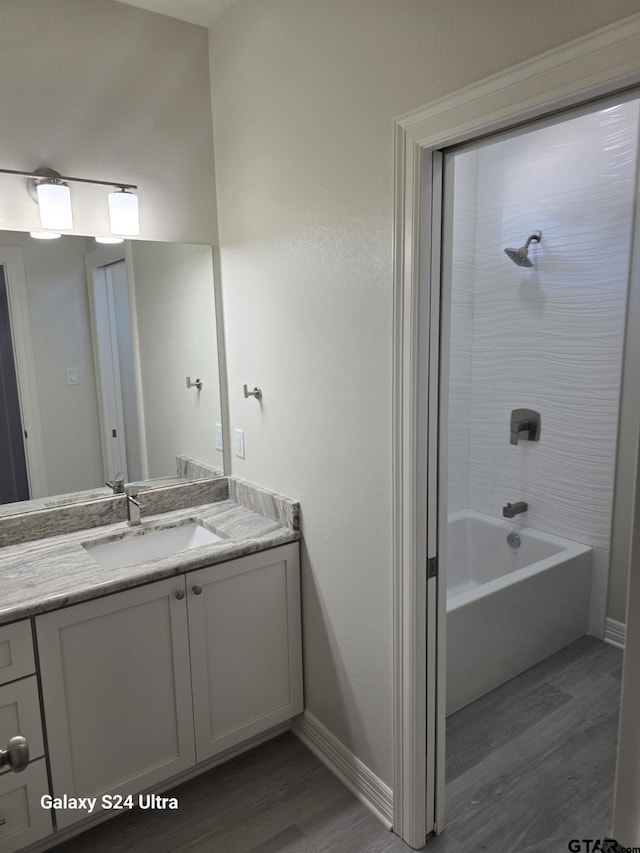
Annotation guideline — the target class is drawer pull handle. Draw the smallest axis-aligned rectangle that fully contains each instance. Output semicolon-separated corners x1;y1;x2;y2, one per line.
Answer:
0;817;5;825
0;735;29;773
192;585;203;596
175;589;185;600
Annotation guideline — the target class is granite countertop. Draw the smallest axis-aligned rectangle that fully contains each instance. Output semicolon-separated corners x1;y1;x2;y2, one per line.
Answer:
0;479;300;626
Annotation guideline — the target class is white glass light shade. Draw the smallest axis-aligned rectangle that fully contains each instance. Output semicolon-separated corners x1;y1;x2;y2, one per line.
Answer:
108;190;139;236
95;236;124;244
30;231;61;240
36;181;73;230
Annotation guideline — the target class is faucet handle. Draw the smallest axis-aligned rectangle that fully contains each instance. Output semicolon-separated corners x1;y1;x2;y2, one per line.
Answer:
125;485;146;508
106;473;127;494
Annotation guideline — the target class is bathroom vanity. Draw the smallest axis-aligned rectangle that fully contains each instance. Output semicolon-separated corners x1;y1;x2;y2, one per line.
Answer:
0;477;302;852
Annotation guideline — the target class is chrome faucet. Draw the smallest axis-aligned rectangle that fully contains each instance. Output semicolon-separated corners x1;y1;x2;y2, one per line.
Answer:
503;501;528;518
125;487;144;526
106;473;126;494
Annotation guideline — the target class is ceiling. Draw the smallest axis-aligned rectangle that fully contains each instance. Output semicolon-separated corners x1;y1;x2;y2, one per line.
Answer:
115;0;238;27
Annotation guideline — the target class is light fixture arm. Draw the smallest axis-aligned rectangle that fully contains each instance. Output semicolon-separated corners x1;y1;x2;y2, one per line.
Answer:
0;166;137;192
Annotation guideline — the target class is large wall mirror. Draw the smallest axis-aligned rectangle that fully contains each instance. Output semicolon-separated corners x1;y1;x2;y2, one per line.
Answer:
0;230;226;516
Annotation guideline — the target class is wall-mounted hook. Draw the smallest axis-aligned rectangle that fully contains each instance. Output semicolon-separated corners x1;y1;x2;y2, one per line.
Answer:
243;384;262;401
186;376;203;391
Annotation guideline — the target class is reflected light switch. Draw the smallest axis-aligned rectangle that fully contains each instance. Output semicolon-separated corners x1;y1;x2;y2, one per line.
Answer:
234;428;245;459
215;423;223;452
67;367;79;385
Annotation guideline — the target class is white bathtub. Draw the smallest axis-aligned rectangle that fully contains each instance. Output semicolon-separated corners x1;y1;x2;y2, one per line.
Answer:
446;510;592;716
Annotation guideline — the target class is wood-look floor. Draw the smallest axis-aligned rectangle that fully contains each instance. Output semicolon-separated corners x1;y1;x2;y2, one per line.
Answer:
51;636;621;853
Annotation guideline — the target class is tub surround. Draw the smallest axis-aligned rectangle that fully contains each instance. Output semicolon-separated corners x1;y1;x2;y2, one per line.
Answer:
0;476;300;625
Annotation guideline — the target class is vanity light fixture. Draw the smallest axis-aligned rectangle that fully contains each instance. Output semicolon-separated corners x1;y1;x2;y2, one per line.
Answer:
29;231;61;240
36;179;73;230
108;189;139;236
0;165;140;237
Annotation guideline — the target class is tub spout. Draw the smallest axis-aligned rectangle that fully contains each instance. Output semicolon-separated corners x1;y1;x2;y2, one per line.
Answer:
503;501;528;518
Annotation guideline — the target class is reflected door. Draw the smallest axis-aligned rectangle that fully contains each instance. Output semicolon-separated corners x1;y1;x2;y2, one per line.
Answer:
89;259;142;483
0;264;29;503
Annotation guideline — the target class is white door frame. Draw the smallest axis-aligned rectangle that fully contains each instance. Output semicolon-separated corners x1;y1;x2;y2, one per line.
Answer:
391;12;640;848
0;246;48;499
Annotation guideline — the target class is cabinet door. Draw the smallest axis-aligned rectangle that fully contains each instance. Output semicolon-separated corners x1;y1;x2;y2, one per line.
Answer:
36;577;195;829
188;543;303;761
0;759;52;852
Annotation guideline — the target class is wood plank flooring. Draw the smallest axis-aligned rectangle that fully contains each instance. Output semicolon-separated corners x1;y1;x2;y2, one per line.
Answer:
431;635;622;853
50;636;621;853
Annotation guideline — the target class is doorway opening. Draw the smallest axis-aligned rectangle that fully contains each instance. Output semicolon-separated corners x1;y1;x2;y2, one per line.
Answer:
87;257;143;485
436;95;638;848
0;263;29;503
391;15;640;851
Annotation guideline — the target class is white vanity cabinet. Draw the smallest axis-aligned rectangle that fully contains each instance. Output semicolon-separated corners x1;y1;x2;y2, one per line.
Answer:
0;620;53;852
35;542;302;831
36;576;196;830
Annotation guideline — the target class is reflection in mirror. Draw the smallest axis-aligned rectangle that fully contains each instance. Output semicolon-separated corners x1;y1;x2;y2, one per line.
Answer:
0;231;224;516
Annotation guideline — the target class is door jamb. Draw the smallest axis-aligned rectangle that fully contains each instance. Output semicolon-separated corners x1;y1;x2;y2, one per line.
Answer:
391;12;640;847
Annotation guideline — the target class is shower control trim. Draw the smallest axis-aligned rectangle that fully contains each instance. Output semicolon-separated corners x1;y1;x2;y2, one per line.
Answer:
510;408;540;445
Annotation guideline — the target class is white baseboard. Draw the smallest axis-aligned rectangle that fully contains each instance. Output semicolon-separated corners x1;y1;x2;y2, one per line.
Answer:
292;711;394;829
605;618;626;649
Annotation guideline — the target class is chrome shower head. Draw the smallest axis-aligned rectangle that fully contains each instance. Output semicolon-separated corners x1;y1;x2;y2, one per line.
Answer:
504;231;541;267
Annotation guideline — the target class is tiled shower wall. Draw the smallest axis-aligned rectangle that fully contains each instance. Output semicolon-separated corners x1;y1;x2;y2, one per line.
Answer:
448;102;639;628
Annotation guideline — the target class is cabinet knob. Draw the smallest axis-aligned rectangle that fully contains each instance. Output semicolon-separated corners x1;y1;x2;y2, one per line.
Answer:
0;735;29;773
192;585;203;596
175;589;185;600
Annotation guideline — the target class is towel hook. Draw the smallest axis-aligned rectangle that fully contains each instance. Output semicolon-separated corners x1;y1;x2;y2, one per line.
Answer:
243;384;262;401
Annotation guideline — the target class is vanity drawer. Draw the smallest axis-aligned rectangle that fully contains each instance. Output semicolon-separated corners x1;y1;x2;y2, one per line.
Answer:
0;758;52;852
0;622;35;686
0;677;44;772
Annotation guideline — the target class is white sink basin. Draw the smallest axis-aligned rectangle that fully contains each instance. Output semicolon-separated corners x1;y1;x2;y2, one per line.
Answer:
83;523;222;569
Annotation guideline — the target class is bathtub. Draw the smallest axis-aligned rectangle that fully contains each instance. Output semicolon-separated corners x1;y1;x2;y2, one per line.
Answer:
446;509;592;716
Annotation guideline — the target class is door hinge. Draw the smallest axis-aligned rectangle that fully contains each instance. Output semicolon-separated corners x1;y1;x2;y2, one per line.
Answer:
112;429;117;438
427;556;438;579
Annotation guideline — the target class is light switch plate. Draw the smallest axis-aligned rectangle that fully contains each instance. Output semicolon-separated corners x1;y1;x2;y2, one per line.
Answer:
234;428;245;459
66;367;79;385
215;423;223;451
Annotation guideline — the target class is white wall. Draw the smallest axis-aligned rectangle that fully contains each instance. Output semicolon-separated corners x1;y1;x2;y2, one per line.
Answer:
448;103;638;634
130;242;223;476
0;0;216;244
209;0;640;784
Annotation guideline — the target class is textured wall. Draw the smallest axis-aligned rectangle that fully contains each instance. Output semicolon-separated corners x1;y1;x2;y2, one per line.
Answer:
210;0;640;785
0;0;217;243
448;102;638;633
130;243;223;476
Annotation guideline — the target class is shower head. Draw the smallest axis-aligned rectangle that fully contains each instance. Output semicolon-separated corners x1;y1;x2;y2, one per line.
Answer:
504;231;541;268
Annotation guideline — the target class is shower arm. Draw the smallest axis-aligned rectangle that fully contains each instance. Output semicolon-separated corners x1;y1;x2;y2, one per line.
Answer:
523;232;542;250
